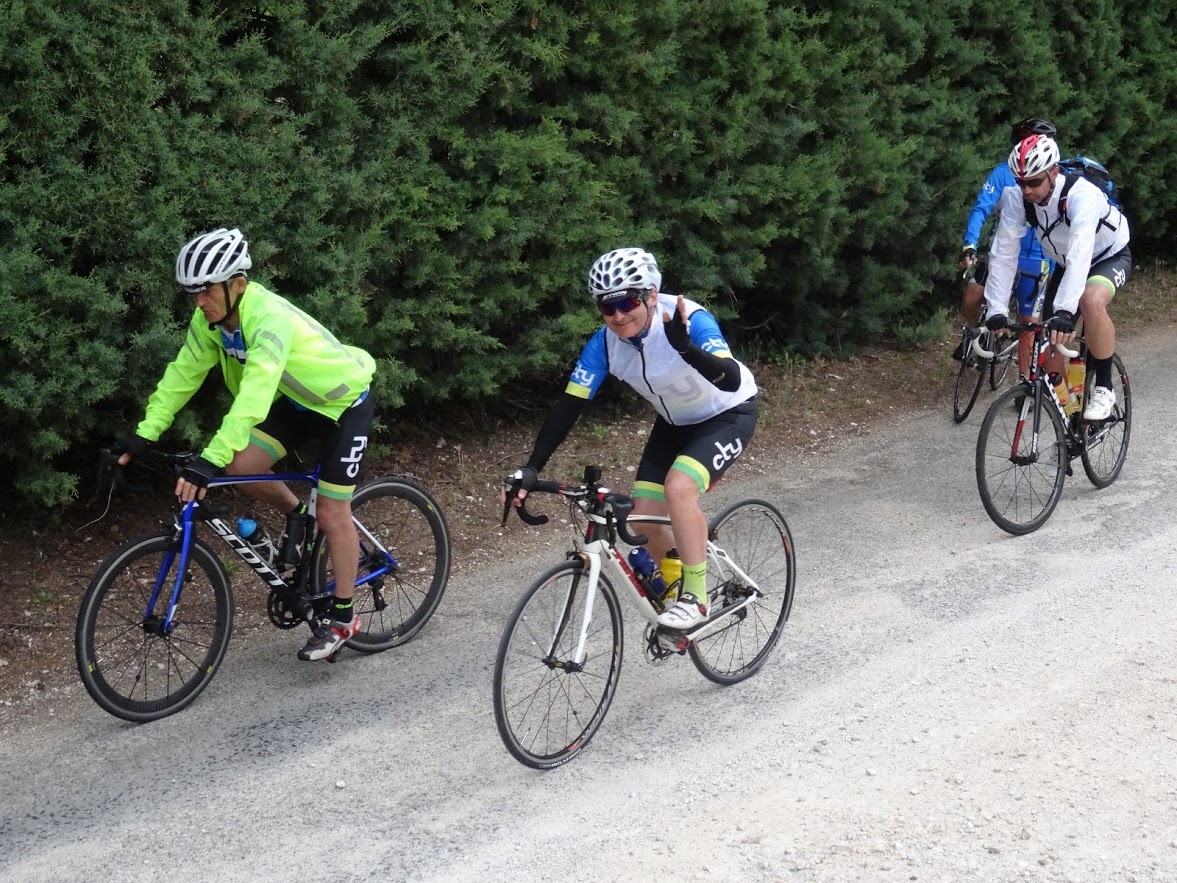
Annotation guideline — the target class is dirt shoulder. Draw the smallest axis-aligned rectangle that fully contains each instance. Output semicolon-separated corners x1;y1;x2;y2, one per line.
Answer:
3;267;1174;713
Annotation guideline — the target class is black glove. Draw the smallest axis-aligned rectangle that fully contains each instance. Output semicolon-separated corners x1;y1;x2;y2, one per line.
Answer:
112;435;151;460
180;456;219;489
504;466;538;497
985;314;1009;332
663;305;691;354
1046;309;1075;335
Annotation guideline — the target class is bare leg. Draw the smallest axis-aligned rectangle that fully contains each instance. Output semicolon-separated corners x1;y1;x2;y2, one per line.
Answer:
225;444;300;511
316;496;358;602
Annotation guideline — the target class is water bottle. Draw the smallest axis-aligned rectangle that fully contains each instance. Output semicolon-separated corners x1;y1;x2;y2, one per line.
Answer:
660;549;683;602
277;506;308;570
1048;371;1069;409
627;547;667;599
236;516;276;566
1066;359;1086;415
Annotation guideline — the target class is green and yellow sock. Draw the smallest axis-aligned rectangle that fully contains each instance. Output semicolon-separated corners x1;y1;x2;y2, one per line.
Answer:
682;562;708;608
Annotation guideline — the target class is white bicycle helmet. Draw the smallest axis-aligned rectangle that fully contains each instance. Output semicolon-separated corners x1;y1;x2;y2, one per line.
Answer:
588;247;662;299
175;228;252;287
1008;135;1060;179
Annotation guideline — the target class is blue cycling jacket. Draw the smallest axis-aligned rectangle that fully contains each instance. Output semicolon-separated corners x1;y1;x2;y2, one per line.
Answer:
963;163;1054;268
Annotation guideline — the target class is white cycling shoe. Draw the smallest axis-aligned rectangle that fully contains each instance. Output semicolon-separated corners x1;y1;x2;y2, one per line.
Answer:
656;593;708;630
1083;385;1116;421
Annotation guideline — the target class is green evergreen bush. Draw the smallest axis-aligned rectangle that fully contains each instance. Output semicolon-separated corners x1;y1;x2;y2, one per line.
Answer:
0;0;1173;511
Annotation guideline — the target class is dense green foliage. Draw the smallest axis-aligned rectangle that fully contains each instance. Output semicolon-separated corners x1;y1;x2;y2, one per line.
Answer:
1;0;1174;508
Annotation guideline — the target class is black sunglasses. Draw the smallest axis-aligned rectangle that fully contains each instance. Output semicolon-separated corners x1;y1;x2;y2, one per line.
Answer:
598;291;647;317
1016;174;1048;189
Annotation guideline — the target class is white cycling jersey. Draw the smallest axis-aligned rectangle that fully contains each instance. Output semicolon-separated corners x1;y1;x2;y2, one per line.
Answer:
984;174;1130;319
566;293;757;425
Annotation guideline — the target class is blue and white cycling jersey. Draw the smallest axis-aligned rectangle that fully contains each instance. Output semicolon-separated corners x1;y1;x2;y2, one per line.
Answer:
565;293;757;426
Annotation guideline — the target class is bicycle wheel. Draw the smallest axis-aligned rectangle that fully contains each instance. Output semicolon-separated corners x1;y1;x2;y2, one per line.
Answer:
312;476;451;653
689;499;796;685
75;531;233;723
1081;353;1132;488
975;383;1068;535
952;329;986;423
493;560;623;770
989;333;1015;390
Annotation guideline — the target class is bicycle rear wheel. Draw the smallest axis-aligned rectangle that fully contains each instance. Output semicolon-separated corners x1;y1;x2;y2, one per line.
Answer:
952;328;986;423
989;333;1015;390
493;560;623;770
312;476;451;653
975;384;1068;535
689;499;796;685
75;531;233;723
1081;353;1131;488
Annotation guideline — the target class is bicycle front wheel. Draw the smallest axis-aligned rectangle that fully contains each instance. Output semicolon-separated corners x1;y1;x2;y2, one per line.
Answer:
493;560;623;770
952;330;986;423
976;384;1068;535
689;499;796;685
1081;353;1131;488
312;477;452;653
75;531;233;723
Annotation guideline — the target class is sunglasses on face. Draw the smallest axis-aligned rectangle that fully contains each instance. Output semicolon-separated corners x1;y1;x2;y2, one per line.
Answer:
1016;174;1049;189
598;293;646;317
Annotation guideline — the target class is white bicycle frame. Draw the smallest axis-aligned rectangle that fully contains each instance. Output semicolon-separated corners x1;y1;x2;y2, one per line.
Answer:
555;505;761;668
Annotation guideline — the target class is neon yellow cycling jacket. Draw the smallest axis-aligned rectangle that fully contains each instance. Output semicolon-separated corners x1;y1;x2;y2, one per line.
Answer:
136;282;376;467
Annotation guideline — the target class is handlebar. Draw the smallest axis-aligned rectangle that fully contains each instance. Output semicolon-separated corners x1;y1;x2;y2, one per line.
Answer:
972;323;1079;361
501;469;649;547
97;448;195;495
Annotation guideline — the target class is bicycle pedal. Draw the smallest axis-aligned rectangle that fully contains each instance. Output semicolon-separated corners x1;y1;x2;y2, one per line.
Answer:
326;652;339;664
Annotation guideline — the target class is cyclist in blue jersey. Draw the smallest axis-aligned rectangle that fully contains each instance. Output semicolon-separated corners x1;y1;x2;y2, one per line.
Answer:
956;118;1058;373
505;248;758;630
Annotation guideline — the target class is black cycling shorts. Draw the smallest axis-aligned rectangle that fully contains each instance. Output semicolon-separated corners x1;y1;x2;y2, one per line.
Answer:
1043;246;1132;317
250;391;374;500
633;397;758;500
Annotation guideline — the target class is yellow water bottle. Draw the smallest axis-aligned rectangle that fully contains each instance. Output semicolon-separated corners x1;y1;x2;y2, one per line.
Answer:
1066;359;1086;415
1049;371;1070;409
660;549;683;603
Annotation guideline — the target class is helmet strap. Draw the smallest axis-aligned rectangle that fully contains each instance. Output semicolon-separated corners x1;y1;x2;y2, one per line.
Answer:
211;277;245;330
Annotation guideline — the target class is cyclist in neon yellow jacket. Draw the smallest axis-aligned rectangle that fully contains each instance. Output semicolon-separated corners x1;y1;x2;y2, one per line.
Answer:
116;228;376;662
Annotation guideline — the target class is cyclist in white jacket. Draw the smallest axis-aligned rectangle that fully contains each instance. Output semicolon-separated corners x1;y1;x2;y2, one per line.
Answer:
983;134;1131;421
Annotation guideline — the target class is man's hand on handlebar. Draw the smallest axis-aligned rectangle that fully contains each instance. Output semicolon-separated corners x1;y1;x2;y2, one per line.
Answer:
176;456;219;503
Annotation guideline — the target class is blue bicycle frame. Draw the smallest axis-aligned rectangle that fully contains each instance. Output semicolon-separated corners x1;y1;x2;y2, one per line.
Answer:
145;465;399;632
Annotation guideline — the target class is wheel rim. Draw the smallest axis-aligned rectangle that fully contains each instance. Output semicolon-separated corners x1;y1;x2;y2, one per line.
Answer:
694;501;795;680
495;567;621;765
79;539;229;718
977;387;1067;533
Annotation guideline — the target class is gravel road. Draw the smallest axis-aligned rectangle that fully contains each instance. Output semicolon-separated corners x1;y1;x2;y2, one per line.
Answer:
2;328;1175;883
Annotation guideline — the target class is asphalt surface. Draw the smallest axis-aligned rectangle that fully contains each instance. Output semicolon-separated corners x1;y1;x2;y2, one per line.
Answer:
2;328;1175;883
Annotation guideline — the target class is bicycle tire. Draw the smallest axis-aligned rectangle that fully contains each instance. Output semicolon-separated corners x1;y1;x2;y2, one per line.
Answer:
975;383;1068;535
989;333;1015;391
75;531;233;723
689;499;796;685
311;476;451;653
952;329;986;423
493;560;623;770
1081;352;1132;488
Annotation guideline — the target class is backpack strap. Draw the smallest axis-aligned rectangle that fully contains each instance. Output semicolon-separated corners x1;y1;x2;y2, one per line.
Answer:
1025;175;1079;234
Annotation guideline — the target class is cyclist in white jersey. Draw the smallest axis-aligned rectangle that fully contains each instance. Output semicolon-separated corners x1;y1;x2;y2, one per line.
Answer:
505;248;758;630
983;134;1131;421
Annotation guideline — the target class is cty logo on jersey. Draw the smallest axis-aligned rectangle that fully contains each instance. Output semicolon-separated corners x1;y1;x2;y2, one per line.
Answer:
343;436;368;478
570;364;597;388
711;437;744;471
